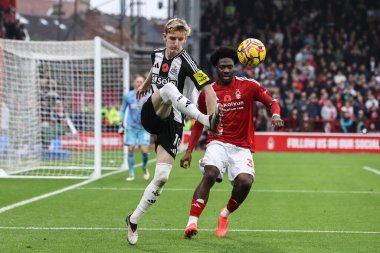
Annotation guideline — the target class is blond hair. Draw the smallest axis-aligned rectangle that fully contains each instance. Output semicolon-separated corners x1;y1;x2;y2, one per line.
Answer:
164;18;191;36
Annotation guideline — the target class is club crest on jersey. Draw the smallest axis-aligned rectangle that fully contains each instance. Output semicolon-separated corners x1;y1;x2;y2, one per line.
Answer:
193;70;210;85
162;63;169;72
235;89;241;99
169;65;178;76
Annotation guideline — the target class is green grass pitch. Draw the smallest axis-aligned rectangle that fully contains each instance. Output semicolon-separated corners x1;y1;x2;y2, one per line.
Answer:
0;151;379;252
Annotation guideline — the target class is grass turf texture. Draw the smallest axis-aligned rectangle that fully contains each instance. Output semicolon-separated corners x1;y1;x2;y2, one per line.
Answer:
0;152;379;252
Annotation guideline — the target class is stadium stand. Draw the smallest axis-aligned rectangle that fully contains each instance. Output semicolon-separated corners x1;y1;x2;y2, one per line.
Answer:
200;0;380;133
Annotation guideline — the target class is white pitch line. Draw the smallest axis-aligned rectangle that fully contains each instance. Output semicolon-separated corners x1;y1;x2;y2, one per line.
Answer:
0;226;379;234
0;158;156;214
363;166;380;175
77;187;380;195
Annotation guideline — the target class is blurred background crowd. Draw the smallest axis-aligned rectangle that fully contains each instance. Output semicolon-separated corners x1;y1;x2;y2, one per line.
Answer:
200;0;380;133
1;0;379;134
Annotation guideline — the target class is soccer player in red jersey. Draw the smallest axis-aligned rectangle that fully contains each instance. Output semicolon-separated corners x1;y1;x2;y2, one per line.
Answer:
180;46;284;239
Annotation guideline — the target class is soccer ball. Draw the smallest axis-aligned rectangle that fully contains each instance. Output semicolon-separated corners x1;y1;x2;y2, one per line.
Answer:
237;38;266;67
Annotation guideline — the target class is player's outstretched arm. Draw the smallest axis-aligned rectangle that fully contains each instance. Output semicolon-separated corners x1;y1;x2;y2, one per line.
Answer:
180;120;204;169
180;151;192;169
271;114;284;130
202;84;218;115
136;69;153;100
255;85;284;130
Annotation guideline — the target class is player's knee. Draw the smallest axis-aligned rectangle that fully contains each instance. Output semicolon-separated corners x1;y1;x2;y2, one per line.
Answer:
159;81;177;103
153;163;172;187
203;166;219;184
235;174;254;191
154;172;169;187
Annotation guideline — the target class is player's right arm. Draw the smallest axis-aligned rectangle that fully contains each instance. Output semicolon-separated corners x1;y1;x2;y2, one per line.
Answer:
137;69;152;100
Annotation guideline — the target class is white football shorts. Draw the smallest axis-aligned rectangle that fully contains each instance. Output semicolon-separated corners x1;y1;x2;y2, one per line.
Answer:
199;140;255;183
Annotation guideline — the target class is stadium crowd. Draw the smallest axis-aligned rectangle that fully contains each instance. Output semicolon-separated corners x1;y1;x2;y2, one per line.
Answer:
200;0;380;133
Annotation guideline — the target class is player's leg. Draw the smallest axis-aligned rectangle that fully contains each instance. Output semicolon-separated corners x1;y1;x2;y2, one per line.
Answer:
125;128;137;181
184;165;219;239
184;141;226;239
138;129;151;180
126;115;180;245
126;145;135;181
216;147;255;237
126;146;173;245
152;82;221;130
121;127;130;170
216;173;254;237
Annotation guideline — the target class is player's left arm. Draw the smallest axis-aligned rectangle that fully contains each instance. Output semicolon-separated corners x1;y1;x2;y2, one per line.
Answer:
180;93;207;169
255;87;284;129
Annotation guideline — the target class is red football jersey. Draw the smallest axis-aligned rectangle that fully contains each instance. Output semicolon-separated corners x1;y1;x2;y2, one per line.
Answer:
197;76;279;152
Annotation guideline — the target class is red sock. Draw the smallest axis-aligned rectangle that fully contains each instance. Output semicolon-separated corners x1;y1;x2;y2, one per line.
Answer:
226;197;241;213
189;199;206;217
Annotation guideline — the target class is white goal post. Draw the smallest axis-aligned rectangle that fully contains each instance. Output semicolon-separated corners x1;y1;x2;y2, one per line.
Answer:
0;37;130;179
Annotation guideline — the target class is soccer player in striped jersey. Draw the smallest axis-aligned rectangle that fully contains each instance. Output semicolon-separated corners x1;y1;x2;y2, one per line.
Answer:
125;18;222;245
180;46;284;239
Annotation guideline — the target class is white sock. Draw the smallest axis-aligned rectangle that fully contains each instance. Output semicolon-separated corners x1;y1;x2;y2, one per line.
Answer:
187;216;199;226
129;163;172;224
220;207;230;217
130;181;163;224
159;82;210;127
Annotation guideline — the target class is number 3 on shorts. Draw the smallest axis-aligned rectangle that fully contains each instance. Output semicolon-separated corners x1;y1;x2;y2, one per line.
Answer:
246;158;253;168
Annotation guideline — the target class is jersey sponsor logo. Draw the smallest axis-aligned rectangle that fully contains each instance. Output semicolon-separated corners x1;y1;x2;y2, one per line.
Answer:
222;100;245;112
162;63;169;72
152;73;177;86
193;70;210;85
224;95;231;102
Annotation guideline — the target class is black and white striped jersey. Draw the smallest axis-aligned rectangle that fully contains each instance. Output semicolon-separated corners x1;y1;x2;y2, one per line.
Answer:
150;48;212;123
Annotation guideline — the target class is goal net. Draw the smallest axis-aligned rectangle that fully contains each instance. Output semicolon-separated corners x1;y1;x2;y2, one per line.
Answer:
0;37;129;179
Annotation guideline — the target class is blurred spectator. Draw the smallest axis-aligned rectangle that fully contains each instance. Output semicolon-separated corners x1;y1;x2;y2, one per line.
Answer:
0;2;25;40
340;109;354;133
321;100;337;131
200;0;380;133
300;111;314;132
356;109;367;133
254;107;268;131
287;108;300;132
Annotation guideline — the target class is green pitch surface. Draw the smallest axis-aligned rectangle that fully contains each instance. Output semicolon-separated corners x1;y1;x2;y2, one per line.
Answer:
0;152;379;253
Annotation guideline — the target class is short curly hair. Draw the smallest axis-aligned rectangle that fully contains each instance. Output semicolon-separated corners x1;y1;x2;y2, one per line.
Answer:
210;46;239;66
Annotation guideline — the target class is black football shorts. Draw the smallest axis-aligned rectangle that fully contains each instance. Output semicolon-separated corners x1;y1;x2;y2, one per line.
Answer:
141;96;183;158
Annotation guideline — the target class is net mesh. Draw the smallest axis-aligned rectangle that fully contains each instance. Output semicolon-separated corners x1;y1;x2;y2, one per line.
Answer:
0;39;126;178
